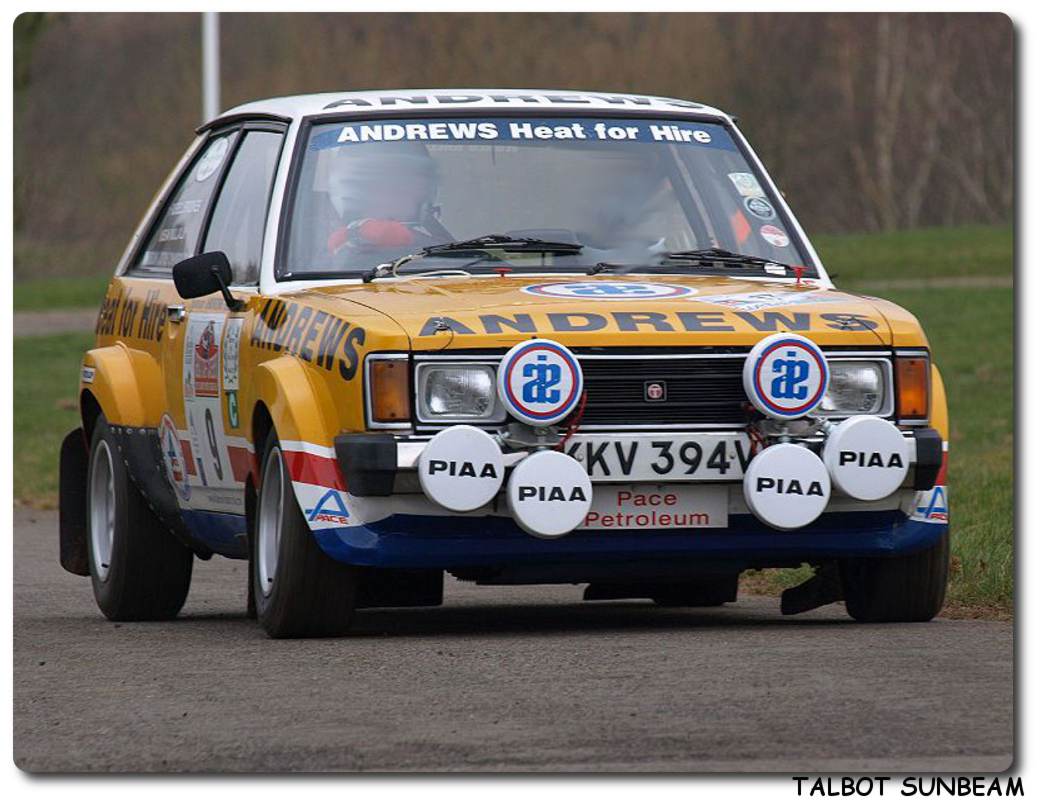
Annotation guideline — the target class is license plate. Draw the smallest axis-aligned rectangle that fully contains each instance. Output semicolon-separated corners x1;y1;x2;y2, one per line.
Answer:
564;432;754;482
581;484;729;529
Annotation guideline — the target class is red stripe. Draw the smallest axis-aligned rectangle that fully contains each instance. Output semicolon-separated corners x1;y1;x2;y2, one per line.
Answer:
180;440;196;475
935;451;948;486
283;450;346;490
228;446;253;483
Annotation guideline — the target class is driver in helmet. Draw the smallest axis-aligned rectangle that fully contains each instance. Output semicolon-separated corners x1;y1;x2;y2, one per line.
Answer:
324;142;448;257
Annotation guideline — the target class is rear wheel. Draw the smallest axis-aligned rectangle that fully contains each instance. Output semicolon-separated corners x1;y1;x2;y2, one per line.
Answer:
840;533;949;622
87;416;193;620
252;430;359;638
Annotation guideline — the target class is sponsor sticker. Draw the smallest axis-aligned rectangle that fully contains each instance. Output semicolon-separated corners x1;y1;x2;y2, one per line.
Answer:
728;172;766;198
507;450;593;538
311;117;739;151
192;320;221;398
159;414;191;502
522;281;695;300
294;483;353;529
80;365;95;384
497;339;583;427
194;136;229;182
822;416;909;501
694;291;847;313
581;484;727;530
182;314;236;502
417;426;505;511
743;333;829;419
760;224;790;248
744;196;776;220
222;317;244;391
743;443;831;530
912;485;949;524
226;390;240;429
305;488;352;526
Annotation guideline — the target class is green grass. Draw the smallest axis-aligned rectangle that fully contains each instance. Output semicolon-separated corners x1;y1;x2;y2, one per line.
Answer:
888;286;1013;610
14;332;95;507
14;275;111;311
815;224;1013;283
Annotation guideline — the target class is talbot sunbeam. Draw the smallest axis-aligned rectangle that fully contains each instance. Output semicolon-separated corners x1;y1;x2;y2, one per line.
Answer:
58;90;949;637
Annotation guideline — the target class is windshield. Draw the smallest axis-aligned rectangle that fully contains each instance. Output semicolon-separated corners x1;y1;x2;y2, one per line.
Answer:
281;116;812;278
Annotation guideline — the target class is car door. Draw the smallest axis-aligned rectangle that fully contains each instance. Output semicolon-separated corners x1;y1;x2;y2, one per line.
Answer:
138;123;285;521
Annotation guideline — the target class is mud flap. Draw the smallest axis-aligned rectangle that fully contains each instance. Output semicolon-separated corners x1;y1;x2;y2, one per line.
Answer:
59;429;90;576
109;424;213;559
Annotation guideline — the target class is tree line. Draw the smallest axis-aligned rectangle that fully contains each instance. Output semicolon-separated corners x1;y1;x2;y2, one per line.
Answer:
14;12;1012;278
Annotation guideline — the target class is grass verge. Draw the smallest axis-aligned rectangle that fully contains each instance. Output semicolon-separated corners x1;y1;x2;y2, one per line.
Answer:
14;275;111;311
14;332;95;507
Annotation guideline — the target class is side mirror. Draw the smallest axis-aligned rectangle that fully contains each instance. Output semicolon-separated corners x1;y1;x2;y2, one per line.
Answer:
172;251;244;311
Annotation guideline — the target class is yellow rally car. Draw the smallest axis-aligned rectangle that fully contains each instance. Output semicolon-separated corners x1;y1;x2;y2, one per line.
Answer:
59;90;950;637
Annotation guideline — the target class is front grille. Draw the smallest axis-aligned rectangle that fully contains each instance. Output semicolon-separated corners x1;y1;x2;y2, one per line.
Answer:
578;354;748;428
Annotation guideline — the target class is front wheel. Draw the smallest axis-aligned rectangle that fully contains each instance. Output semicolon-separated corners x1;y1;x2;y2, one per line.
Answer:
252;431;359;638
840;533;950;622
87;416;193;620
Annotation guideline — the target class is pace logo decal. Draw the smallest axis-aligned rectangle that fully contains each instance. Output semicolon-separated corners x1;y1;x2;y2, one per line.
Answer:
743;333;829;419
305;488;352;526
159;414;191;502
913;486;949;524
497;339;583;426
521;282;695;300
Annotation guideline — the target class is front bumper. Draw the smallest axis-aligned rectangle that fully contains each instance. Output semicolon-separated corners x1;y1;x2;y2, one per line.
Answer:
306;428;947;571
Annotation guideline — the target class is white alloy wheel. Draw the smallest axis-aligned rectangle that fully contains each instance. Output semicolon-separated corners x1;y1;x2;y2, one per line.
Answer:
257;446;286;598
89;438;116;581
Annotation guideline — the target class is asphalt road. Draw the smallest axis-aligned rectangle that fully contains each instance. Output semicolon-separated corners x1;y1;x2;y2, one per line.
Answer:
14;508;1013;773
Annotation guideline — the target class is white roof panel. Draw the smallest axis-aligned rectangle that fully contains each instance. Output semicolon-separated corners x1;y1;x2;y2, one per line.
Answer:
216;89;731;124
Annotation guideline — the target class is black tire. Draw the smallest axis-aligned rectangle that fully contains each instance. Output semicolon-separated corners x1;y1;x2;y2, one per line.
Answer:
87;416;193;620
251;430;359;638
651;575;739;607
840;533;950;622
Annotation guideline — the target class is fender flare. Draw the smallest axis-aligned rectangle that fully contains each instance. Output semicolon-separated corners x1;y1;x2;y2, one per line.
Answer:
253;355;340;446
252;356;343;526
81;343;167;429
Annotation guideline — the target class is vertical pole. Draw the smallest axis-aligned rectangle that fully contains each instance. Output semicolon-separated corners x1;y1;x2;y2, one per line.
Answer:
202;12;220;123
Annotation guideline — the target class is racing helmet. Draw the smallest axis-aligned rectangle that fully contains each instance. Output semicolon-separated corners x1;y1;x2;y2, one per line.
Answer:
326;142;439;225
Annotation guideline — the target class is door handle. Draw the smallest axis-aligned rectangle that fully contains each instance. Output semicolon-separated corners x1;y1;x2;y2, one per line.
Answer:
166;305;186;323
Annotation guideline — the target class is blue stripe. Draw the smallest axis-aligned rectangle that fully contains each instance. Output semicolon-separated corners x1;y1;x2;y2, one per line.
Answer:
182;510;249;558
312;511;947;569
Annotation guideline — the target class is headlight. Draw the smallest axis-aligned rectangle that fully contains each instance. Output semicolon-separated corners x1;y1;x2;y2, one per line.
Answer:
416;364;503;422
819;361;888;415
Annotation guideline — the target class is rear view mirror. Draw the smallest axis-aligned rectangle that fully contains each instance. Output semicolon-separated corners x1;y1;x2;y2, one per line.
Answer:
172;251;243;310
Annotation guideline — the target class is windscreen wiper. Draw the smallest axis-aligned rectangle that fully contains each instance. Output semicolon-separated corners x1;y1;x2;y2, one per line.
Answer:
587;248;801;278
663;247;773;267
362;234;584;282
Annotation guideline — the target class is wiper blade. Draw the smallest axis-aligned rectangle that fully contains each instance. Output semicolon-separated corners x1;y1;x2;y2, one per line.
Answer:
659;247;797;276
425;234;584;256
362;234;583;282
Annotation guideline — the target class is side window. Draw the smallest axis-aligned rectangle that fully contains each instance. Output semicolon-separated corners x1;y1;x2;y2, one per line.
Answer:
134;134;234;272
203;131;283;285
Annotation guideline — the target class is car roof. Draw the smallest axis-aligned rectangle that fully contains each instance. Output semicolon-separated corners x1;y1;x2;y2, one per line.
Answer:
210;89;732;128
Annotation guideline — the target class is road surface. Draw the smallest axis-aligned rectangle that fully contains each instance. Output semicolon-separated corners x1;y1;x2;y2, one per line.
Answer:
14;508;1013;772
